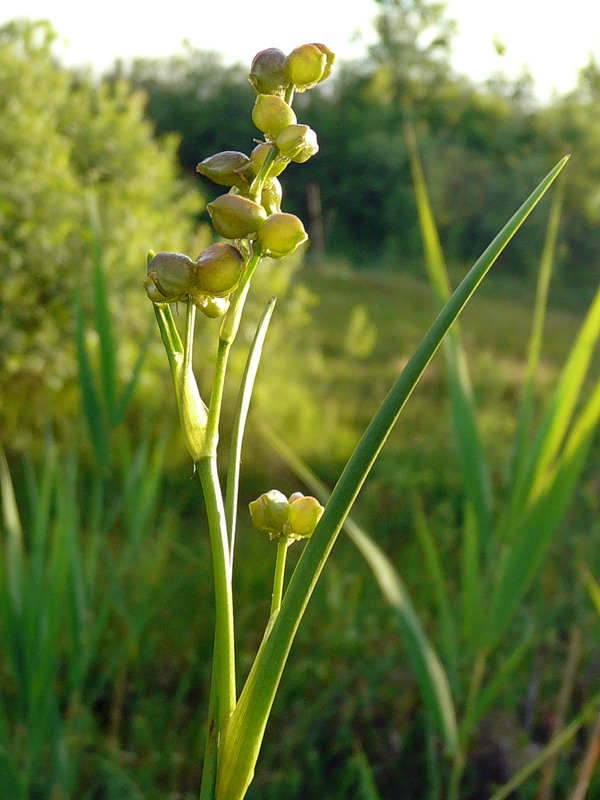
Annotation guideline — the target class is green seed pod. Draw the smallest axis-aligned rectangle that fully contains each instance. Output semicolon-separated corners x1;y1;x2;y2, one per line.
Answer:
207;194;267;239
258;212;308;259
250;142;289;179
252;94;297;138
249;489;290;535
261;178;283;215
144;251;196;302
288;495;324;539
196;151;252;190
275;124;319;163
287;44;327;91
195;292;231;318
310;43;335;83
194;242;245;296
248;48;291;96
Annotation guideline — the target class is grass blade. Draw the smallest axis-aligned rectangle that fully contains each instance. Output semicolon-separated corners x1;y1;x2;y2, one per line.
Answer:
508;178;564;494
486;375;600;651
216;156;568;800
405;122;493;561
88;194;118;422
488;693;600;800
509;284;600;520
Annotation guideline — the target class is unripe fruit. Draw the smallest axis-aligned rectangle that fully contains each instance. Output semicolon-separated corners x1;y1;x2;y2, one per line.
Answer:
207;194;267;239
287;44;327;91
145;251;195;302
249;489;290;535
310;43;335;82
194;243;245;296
195;293;231;318
261;178;283;215
196;151;252;190
275;124;319;163
258;213;308;259
248;48;290;96
252;94;296;138
250;142;289;179
288;494;324;538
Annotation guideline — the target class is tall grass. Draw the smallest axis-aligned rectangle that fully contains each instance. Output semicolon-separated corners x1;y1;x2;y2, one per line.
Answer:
0;218;177;798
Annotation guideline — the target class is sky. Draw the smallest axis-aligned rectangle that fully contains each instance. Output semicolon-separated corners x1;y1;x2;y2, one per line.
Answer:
1;0;599;103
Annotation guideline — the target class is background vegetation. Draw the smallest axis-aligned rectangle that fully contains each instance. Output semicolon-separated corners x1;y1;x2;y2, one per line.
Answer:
1;1;599;797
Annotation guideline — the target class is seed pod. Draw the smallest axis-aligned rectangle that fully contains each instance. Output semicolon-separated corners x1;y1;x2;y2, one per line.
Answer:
275;124;319;163
207;194;267;239
249;489;290;535
248;48;291;96
261;178;283;215
310;43;335;83
144;251;196;302
195;292;231;318
196;151;252;190
250;142;289;179
288;494;324;539
194;242;245;296
258;212;308;259
287;44;328;91
252;94;296;138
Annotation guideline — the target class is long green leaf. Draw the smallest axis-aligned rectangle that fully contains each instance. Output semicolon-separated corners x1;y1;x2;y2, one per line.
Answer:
488;692;600;800
88;194;118;423
405;122;493;562
486;375;600;650
509;284;600;520
508;179;564;496
411;495;459;690
215;157;569;800
74;282;110;469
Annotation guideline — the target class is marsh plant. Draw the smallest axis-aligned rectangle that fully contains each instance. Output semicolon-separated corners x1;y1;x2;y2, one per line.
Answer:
144;44;570;800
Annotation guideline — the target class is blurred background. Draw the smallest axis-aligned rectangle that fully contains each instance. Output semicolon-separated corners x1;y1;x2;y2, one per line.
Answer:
0;1;599;798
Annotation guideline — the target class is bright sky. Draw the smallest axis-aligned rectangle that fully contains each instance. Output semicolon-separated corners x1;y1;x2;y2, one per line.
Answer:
1;0;599;102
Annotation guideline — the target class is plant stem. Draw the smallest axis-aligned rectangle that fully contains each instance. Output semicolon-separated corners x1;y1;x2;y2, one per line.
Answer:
270;537;289;617
197;457;236;731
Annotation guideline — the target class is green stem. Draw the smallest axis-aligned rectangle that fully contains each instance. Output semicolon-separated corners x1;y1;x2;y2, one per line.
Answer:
197;458;236;731
270;537;289;617
205;338;231;458
199;658;219;800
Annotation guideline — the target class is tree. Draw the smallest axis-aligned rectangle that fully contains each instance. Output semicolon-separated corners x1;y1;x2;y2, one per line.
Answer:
0;20;202;448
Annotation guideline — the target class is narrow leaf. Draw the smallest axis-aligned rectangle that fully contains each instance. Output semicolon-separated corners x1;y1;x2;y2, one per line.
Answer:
216;157;568;800
405;122;493;560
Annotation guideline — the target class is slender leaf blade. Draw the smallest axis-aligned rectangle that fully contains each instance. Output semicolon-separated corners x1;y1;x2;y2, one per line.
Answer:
216;157;569;800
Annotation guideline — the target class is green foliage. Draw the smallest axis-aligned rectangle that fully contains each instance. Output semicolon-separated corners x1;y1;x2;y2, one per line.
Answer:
0;20;201;449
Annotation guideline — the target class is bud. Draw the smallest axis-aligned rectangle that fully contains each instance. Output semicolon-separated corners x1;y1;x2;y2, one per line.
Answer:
249;489;290;535
252;94;296;138
145;252;195;302
250;142;289;179
287;44;328;91
207;194;267;239
261;178;283;215
194;243;245;296
196;151;252;190
275;124;319;163
195;292;230;318
258;213;308;259
288;494;324;539
248;48;291;96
